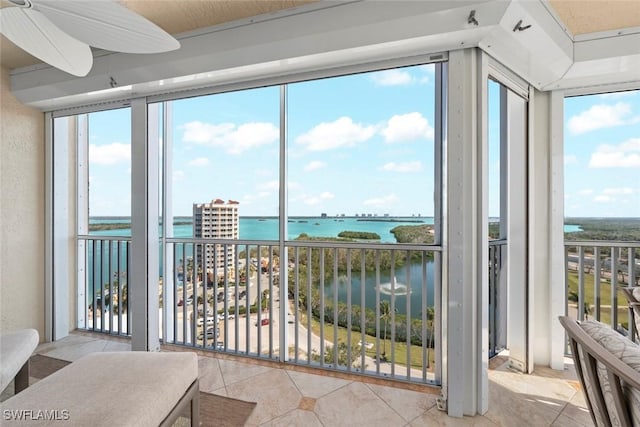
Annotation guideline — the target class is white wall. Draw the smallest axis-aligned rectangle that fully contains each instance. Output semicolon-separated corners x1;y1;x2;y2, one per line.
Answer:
0;66;45;339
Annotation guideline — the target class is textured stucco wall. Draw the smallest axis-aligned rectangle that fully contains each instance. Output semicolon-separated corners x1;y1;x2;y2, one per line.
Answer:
0;67;45;338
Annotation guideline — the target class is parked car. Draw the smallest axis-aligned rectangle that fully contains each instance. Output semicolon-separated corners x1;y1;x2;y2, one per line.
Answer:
256;318;270;326
197;317;215;326
197;327;219;340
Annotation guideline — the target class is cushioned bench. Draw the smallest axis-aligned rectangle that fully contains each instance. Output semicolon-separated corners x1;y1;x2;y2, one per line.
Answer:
0;351;199;426
559;316;640;426
0;329;39;393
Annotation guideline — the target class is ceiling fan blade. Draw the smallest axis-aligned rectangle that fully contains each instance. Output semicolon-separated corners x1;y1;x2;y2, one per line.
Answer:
0;7;92;77
33;0;180;54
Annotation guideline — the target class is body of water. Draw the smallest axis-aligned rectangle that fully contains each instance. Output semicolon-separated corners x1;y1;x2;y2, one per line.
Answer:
90;216;433;242
322;261;436;317
86;217;579;315
90;216;582;240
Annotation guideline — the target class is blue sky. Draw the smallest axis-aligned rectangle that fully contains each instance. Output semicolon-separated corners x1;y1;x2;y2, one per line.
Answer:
83;67;638;219
564;90;640;217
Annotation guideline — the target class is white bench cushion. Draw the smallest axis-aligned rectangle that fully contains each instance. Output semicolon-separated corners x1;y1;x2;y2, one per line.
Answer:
0;351;198;426
0;329;39;392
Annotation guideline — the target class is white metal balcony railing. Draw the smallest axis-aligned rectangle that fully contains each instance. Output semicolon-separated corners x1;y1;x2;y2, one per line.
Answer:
76;235;639;384
78;236;442;386
565;241;640;343
77;236;131;336
488;239;507;358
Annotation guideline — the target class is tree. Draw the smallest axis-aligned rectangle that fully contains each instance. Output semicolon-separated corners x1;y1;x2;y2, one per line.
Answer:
311;342;360;368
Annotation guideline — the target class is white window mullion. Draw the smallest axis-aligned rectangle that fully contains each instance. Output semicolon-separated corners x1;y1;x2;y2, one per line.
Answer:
445;48;488;417
76;115;89;332
131;97;160;352
278;84;289;362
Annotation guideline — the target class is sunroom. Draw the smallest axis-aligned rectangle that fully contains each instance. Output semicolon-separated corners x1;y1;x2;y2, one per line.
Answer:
1;0;639;423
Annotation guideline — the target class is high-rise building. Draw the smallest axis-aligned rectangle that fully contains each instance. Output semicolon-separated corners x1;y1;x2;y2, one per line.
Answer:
193;199;240;270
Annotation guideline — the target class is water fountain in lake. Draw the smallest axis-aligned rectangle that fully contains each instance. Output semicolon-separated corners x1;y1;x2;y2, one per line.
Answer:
377;277;411;296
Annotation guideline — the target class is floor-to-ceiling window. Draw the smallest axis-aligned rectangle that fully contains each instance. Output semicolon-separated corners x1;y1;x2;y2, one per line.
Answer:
54;58;445;386
563;89;640;336
59;106;132;335
286;64;439;381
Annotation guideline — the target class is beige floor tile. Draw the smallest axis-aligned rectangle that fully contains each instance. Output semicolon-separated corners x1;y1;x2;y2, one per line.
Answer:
226;369;301;426
489;368;576;402
485;379;567;426
41;339;110;361
286;370;351;398
197;356;225;393
558;391;593;426
410;406;497;426
218;358;273;386
260;409;324;427
23;334;591;427
532;363;579;381
103;340;131;351
366;383;437;422
314;381;406;427
35;334;96;354
551;413;593;427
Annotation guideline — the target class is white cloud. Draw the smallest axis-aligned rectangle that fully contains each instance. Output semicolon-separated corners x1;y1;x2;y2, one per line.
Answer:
173;171;184;181
363;193;399;206
89;142;130;165
301;191;334;206
257;180;279;191
382;112;434;143
379;161;423;172
594;195;612;203
188;157;210;167
564;154;578;165
181;121;278;154
567;102;634;135
288;181;302;191
254;168;273;177
370;69;413;86
589;138;640;168
603;187;634;195
578;189;594;196
296;117;376;151
418;64;434;84
304;161;327;171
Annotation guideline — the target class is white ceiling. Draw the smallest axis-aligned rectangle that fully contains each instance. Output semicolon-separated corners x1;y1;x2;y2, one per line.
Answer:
1;0;639;72
548;0;640;36
0;0;314;70
3;0;640;109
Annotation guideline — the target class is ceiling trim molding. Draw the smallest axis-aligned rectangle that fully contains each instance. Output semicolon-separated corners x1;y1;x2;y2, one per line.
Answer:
9;0;640;110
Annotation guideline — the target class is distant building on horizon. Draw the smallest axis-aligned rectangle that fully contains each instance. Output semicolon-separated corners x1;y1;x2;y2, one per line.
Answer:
193;199;239;270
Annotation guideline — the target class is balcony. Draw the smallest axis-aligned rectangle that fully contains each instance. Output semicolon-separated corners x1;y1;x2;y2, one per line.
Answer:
72;234;639;424
1;332;591;426
78;238;441;385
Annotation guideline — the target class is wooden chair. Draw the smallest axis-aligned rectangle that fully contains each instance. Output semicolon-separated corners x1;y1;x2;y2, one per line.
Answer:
621;287;640;343
559;316;640;427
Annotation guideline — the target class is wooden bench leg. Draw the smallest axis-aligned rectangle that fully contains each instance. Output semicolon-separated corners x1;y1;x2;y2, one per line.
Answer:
191;386;200;427
15;360;29;393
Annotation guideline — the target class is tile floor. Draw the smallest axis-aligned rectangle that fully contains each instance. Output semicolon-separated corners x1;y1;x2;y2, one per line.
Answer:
3;333;593;426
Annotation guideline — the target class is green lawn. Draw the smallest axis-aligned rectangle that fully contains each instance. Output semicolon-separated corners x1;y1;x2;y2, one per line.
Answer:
566;271;632;329
298;311;435;371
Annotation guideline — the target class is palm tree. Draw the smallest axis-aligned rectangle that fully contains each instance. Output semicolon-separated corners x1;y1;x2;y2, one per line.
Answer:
380;301;391;358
